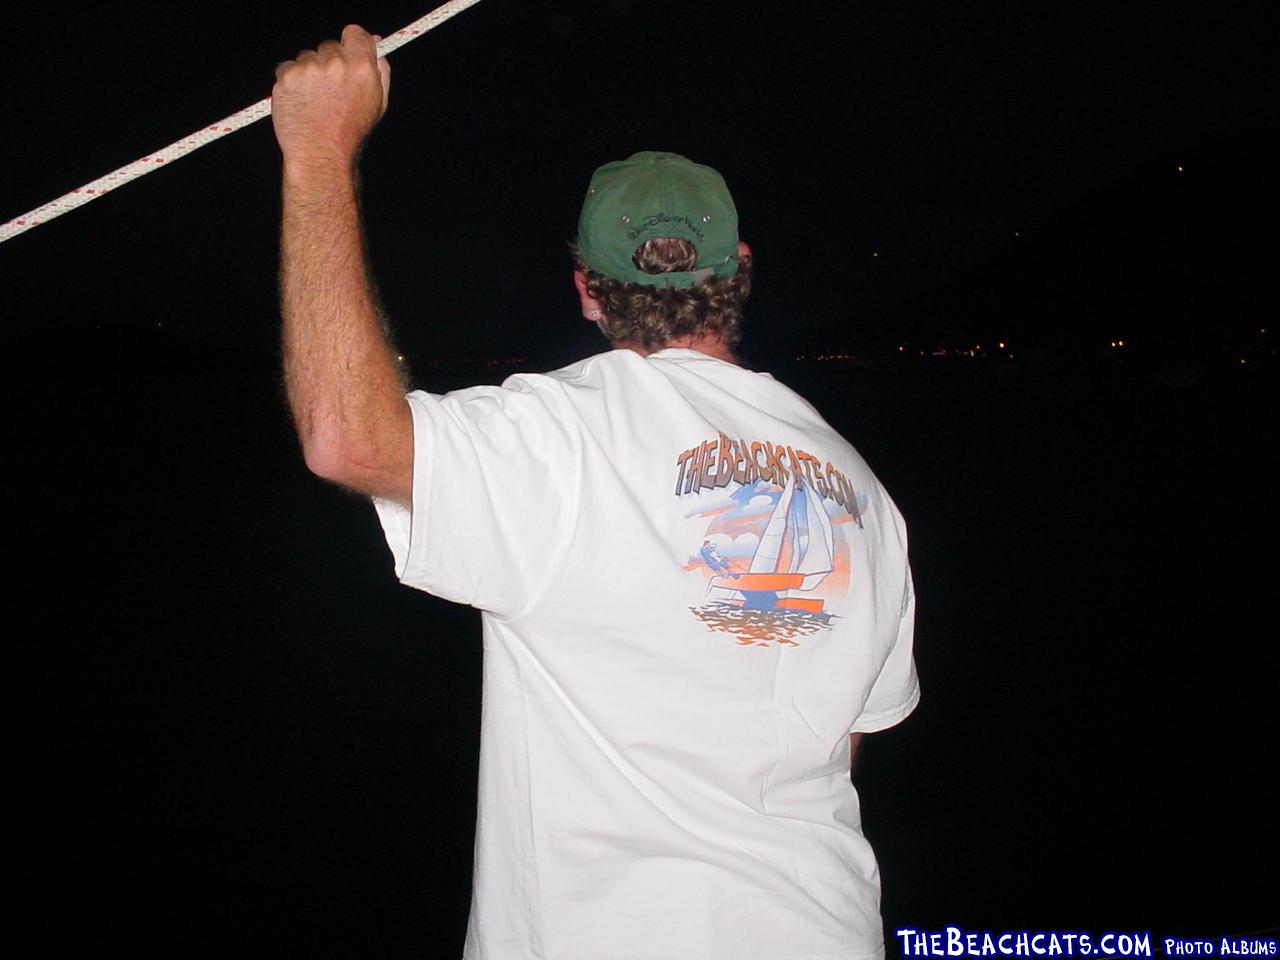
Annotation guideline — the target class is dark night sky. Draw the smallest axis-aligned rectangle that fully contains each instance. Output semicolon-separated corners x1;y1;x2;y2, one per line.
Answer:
3;0;1275;359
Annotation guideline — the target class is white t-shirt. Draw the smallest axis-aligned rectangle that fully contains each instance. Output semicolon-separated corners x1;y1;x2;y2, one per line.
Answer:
374;347;918;960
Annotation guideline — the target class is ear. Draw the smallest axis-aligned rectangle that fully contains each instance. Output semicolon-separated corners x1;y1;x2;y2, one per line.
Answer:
574;268;605;322
737;240;752;261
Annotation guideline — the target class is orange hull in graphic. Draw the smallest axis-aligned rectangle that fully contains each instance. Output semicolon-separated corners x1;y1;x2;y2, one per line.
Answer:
728;572;806;591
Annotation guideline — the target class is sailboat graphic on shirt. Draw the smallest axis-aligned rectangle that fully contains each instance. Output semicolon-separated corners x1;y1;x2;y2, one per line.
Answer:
706;471;835;613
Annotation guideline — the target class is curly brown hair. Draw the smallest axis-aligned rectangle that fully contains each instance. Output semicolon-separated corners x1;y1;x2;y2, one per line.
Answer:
571;237;753;351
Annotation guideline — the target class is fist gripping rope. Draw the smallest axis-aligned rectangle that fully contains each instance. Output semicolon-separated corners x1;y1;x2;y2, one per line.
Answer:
0;0;485;245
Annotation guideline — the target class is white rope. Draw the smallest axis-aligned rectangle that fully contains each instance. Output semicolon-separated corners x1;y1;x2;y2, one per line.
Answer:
0;0;486;245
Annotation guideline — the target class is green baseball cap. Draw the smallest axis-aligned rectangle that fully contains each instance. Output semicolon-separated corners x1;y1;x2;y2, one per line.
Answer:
576;151;740;289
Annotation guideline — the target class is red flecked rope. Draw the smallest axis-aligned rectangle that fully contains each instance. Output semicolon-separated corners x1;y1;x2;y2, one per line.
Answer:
0;0;485;244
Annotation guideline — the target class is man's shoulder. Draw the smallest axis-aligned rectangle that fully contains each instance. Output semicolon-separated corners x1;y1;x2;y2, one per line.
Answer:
503;348;706;394
493;347;793;419
537;347;778;386
494;349;622;391
543;348;630;383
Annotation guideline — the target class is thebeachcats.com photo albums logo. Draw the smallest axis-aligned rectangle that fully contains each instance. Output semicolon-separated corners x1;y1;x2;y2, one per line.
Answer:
892;927;1279;960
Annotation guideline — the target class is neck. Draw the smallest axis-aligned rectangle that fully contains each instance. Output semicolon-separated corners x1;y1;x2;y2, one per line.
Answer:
614;334;738;365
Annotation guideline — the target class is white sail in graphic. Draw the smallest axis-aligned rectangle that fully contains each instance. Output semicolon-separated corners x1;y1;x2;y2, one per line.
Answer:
749;469;834;590
707;470;835;612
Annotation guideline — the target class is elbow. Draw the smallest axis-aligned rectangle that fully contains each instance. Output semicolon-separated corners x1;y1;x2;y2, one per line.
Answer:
299;431;381;488
292;410;372;481
300;436;353;484
292;409;358;477
298;429;412;505
293;400;413;501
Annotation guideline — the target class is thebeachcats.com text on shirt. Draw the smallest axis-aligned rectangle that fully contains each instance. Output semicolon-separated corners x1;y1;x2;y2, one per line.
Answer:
895;927;1278;960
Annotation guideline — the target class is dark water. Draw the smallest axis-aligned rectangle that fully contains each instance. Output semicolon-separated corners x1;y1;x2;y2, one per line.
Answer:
690;601;834;646
9;332;1276;953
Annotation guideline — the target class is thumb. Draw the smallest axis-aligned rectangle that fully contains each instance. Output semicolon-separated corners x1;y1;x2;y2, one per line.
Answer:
374;44;392;114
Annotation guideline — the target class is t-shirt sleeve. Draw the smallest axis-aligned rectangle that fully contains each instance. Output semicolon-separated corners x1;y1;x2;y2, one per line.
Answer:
371;382;579;620
850;566;920;733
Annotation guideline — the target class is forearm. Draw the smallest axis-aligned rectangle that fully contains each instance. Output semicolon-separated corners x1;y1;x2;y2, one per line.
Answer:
279;161;410;495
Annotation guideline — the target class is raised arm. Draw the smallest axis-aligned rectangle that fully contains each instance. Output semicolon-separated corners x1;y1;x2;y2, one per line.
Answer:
273;24;412;507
